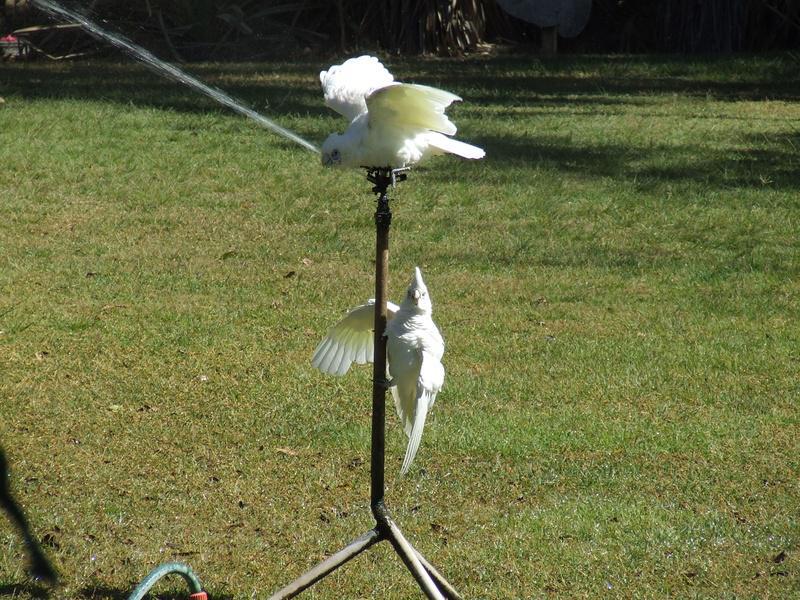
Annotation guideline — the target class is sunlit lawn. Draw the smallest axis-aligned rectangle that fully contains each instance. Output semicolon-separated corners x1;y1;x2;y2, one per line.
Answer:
1;52;799;598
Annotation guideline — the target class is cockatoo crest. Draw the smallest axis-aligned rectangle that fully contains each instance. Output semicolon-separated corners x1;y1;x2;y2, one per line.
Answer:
400;267;432;314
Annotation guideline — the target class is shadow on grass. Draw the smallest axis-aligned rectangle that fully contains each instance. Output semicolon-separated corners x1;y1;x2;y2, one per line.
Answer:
406;54;800;102
0;583;50;598
4;54;798;116
451;73;800;104
430;131;800;193
1;61;324;117
76;585;234;599
0;582;235;599
0;61;327;148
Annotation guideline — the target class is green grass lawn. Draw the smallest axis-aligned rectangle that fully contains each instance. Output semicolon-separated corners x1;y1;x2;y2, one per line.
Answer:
1;53;799;599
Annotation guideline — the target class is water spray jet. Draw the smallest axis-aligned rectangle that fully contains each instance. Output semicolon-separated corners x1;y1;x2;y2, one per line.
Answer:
30;0;320;154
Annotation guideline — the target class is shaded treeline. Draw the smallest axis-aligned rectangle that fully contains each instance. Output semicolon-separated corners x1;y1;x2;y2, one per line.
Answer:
8;0;800;59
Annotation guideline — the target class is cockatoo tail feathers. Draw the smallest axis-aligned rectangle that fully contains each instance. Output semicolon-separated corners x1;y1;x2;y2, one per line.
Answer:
396;350;444;475
427;132;486;160
401;394;429;475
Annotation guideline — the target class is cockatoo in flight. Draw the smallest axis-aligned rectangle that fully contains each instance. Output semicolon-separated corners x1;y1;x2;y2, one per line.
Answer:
319;55;485;169
312;267;445;475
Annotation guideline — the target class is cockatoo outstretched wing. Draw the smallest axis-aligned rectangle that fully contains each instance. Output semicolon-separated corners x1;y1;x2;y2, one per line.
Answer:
398;350;445;475
366;83;485;160
312;299;400;376
320;55;395;122
366;83;460;135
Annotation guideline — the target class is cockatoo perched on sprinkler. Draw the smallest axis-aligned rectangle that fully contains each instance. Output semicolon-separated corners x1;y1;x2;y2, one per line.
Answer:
319;55;485;169
312;267;445;475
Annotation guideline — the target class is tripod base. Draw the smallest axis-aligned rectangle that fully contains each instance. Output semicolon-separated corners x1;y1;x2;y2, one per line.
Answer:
270;168;462;600
268;509;461;600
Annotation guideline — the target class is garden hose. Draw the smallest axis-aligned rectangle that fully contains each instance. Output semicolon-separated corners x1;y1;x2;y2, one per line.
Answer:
127;561;207;600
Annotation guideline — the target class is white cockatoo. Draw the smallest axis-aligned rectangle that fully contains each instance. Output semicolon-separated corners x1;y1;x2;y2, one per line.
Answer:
312;267;445;475
319;55;485;169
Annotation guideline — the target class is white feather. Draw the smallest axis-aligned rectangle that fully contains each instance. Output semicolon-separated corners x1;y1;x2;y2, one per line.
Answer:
319;55;394;122
313;268;444;475
311;299;400;376
400;375;441;475
367;84;460;136
426;132;486;159
319;56;484;169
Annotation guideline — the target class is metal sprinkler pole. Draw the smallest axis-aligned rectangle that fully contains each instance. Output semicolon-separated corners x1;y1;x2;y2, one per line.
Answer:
370;169;391;510
268;168;462;600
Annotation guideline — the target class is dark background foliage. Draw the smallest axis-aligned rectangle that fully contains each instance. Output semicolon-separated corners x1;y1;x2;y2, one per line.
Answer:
3;1;800;60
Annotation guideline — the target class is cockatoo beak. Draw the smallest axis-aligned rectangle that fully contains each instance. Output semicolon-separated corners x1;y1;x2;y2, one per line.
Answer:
410;267;426;304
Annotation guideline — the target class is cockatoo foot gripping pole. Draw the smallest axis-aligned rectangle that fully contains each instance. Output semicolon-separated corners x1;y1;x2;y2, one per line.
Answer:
268;168;462;600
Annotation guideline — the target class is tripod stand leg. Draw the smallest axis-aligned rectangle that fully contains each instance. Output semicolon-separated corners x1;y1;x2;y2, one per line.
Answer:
268;528;382;600
412;549;463;600
384;518;445;600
